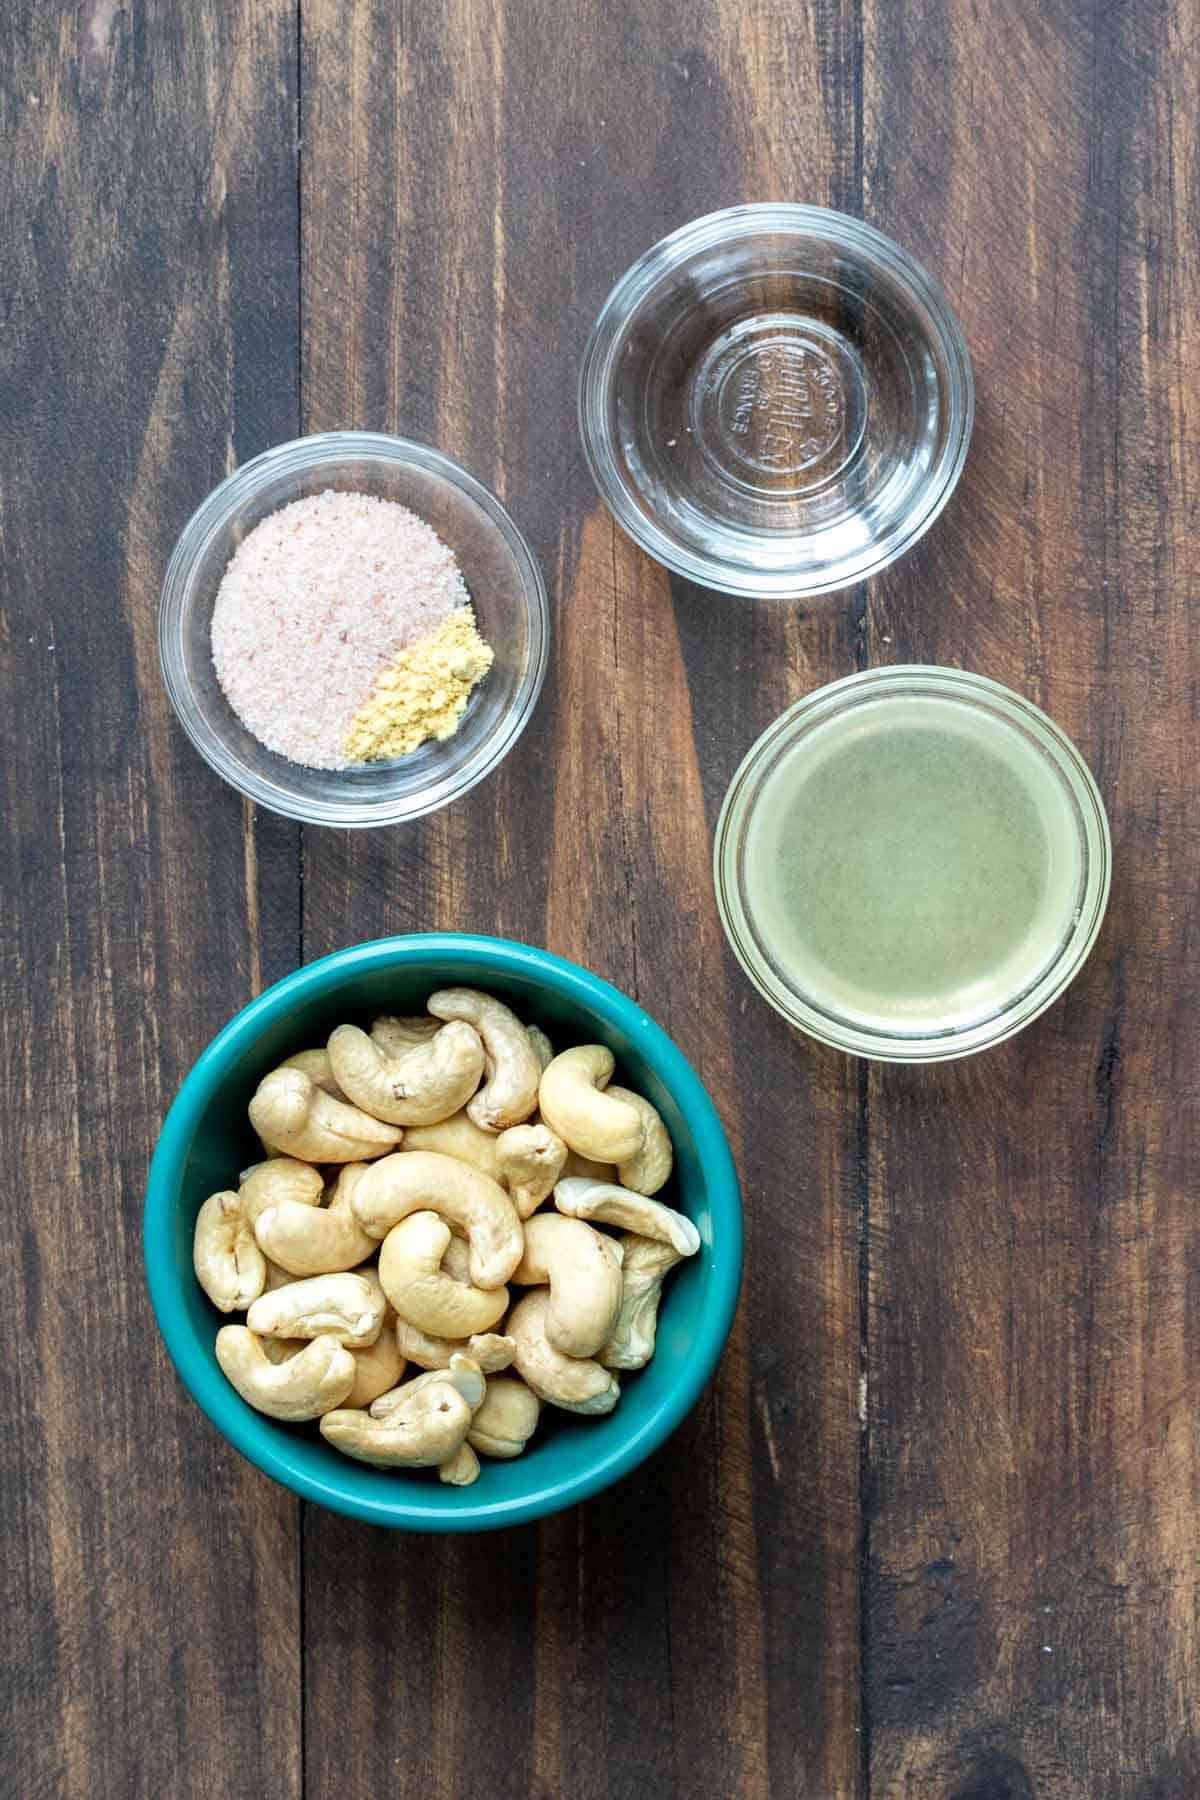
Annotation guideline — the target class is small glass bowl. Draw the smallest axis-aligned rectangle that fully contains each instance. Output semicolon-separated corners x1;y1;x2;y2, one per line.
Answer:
714;667;1111;1061
579;205;974;598
159;432;549;827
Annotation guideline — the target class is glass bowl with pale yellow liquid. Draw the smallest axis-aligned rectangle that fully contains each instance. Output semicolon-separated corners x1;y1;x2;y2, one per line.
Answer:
714;668;1111;1060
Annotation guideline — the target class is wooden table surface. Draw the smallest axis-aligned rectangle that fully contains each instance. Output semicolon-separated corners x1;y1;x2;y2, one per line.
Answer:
4;2;1198;1795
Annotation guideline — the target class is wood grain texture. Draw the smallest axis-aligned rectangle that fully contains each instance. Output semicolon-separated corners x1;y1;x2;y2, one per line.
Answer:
5;0;1199;1795
860;2;1200;1795
299;2;862;1796
0;3;302;1796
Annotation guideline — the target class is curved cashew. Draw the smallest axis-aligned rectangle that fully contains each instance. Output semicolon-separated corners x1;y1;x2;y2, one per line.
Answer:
512;1212;624;1359
345;1333;408;1409
246;1270;387;1347
607;1085;674;1196
193;1191;266;1313
394;1317;516;1374
537;1046;642;1163
238;1157;325;1227
379;1211;509;1336
553;1176;700;1258
438;1442;481;1486
327;1021;485;1128
598;1235;686;1369
370;1013;441;1056
402;1109;501;1181
350;1151;523;1289
249;1067;402;1163
467;1375;543;1459
216;1326;355;1420
496;1123;568;1218
253;1164;376;1277
320;1383;473;1469
279;1048;348;1101
370;1352;487;1420
507;1291;621;1415
527;1025;555;1074
427;987;541;1131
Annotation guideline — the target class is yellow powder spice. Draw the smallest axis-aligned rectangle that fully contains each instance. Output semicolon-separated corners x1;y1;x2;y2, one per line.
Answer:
344;607;495;762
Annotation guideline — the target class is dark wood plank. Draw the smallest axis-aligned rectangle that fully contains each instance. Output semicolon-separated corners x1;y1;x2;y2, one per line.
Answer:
0;4;302;1795
860;2;1200;1794
299;1;865;1795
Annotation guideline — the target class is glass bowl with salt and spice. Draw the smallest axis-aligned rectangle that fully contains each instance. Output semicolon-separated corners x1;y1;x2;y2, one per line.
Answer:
159;432;548;827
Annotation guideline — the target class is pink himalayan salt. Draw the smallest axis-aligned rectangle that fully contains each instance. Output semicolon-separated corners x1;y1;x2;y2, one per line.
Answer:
211;489;470;769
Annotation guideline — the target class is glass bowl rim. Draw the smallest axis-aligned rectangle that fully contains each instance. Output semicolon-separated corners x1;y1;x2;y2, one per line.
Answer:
144;932;744;1529
577;203;975;599
713;664;1112;1061
158;431;550;828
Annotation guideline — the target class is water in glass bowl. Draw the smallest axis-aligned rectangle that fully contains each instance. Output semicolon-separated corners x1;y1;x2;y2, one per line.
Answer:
581;207;974;597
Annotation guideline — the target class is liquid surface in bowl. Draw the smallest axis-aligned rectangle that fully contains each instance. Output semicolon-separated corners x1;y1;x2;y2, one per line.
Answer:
579;206;973;597
743;692;1084;1034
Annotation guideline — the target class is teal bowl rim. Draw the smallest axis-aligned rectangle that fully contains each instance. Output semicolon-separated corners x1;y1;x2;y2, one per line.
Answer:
144;933;744;1531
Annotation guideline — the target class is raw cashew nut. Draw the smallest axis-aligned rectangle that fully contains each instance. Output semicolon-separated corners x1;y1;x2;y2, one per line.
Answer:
512;1212;624;1359
247;1270;387;1347
321;1383;473;1469
402;1109;501;1181
598;1235;686;1369
253;1164;376;1277
527;1025;555;1074
370;1013;441;1056
193;1191;266;1313
249;1067;402;1163
327;1021;485;1128
238;1158;324;1227
537;1046;642;1163
607;1086;674;1196
438;1442;481;1486
350;1151;523;1289
496;1123;568;1218
379;1211;509;1337
467;1375;543;1459
553;1176;701;1258
394;1318;516;1374
507;1291;621;1415
216;1327;355;1421
279;1048;348;1101
345;1334;408;1409
427;987;541;1131
370;1352;487;1419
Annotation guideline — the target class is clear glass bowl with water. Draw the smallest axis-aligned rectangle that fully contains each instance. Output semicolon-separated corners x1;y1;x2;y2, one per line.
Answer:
579;205;974;598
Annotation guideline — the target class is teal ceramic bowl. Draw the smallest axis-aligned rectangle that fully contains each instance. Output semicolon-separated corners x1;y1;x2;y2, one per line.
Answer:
145;934;743;1530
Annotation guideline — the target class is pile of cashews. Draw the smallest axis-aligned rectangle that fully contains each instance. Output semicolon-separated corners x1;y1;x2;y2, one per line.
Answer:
193;987;700;1486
